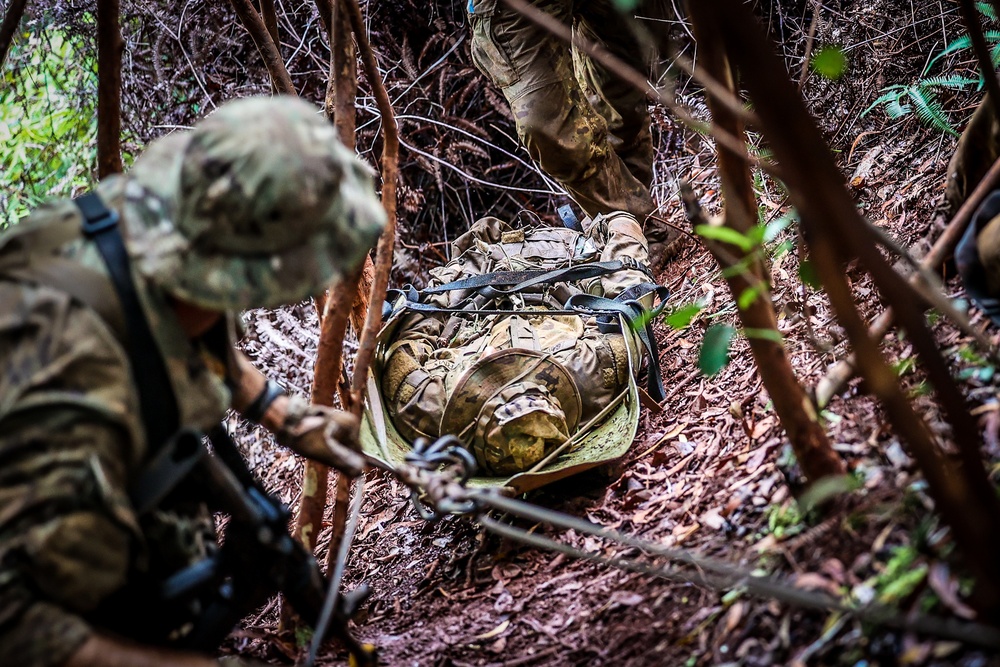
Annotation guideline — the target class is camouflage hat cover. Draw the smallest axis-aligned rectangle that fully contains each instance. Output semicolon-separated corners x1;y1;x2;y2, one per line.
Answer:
124;95;386;310
442;349;582;475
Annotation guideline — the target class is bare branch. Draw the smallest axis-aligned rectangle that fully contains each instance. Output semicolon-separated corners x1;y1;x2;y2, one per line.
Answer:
816;154;1000;407
686;3;844;483
228;0;295;94
0;0;28;71
97;0;123;177
711;0;1000;618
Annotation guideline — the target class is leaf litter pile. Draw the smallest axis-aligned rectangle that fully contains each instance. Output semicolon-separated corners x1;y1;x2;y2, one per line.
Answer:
208;1;1000;665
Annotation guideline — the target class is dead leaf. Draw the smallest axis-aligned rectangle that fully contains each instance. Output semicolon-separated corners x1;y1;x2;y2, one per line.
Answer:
928;563;976;620
792;572;841;597
476;619;510;640
609;591;644;607
701;508;726;531
723;601;745;634
673;523;699;543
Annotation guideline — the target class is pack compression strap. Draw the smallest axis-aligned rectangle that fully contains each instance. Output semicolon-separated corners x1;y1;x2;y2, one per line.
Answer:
566;286;670;403
74;193;180;451
421;258;652;295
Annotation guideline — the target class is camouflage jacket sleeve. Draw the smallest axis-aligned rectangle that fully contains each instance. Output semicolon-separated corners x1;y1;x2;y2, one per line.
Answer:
0;281;143;667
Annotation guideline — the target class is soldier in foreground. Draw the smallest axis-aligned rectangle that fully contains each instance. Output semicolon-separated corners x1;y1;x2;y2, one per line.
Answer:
0;96;385;666
466;0;682;270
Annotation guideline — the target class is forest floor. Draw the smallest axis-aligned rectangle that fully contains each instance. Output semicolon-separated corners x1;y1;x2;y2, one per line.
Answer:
225;2;1000;665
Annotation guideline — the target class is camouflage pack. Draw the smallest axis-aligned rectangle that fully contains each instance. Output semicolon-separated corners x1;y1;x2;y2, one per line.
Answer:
362;212;662;489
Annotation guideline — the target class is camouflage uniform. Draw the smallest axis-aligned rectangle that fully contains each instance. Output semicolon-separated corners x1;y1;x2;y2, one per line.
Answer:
468;0;655;224
0;97;385;666
381;212;649;474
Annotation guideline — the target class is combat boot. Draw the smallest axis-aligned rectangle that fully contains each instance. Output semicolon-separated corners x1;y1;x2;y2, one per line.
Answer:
644;216;686;273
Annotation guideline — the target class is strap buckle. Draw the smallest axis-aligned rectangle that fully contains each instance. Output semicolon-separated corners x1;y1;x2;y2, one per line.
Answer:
76;192;121;236
81;209;119;236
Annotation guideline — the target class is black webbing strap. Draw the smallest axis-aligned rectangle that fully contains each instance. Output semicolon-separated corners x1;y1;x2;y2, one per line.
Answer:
421;258;651;295
74;193;180;452
565;285;670;403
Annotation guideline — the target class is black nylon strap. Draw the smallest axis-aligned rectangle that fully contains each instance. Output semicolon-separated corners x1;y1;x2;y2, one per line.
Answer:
242;379;287;424
74;192;180;452
421;258;650;295
565;286;670;403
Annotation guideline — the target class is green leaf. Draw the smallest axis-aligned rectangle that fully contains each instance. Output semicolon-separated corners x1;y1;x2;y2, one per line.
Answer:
797;474;859;514
927;35;973;72
885;99;912;119
978;1;998;21
919;74;979;89
879;565;928;603
664;303;703;329
811;46;847;80
763;211;797;242
744;327;783;343
611;0;640;10
799;260;821;288
699;324;736;376
863;86;906;116
695;224;756;252
772;239;795;260
738;283;766;310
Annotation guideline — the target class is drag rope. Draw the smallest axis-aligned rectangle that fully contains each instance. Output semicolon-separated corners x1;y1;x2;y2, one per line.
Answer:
355;436;1000;649
305;475;367;667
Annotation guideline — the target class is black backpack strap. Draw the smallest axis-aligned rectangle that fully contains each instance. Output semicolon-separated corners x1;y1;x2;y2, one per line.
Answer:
565;285;670;403
74;193;180;452
421;258;652;295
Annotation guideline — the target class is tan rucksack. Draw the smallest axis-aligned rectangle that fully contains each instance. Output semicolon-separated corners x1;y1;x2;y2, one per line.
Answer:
363;212;667;488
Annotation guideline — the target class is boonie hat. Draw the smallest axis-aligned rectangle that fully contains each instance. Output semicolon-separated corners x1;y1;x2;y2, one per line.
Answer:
123;95;386;310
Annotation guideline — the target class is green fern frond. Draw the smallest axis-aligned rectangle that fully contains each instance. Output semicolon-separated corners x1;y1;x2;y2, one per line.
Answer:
906;87;959;136
863;87;906;116
919;74;979;89
978;1;998;21
927;35;973;74
926;31;1000;74
885;99;912;119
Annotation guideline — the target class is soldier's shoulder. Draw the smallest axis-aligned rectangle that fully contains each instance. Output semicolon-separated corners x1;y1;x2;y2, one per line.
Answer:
0;280;139;436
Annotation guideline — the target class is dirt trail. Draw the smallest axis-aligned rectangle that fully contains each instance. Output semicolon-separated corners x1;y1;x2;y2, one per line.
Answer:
227;2;1000;665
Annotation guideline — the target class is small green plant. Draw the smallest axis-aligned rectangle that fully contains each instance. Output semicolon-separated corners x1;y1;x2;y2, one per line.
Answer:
864;3;997;135
764;499;804;540
684;210;799;377
955;343;997;382
873;545;928;604
1;29;99;226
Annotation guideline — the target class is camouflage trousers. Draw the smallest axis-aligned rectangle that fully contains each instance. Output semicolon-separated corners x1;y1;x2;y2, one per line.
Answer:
468;0;655;223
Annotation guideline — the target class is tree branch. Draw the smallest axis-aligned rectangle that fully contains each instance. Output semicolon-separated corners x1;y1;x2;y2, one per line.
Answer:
97;0;123;177
815;154;1000;407
685;2;844;483
711;0;1000;619
0;0;28;71
228;0;295;94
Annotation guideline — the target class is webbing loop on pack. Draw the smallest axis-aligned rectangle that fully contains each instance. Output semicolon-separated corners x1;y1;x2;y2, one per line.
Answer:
565;284;670;402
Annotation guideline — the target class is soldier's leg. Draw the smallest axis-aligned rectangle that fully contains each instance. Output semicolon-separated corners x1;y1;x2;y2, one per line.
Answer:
572;3;655;189
573;2;684;266
468;0;654;222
